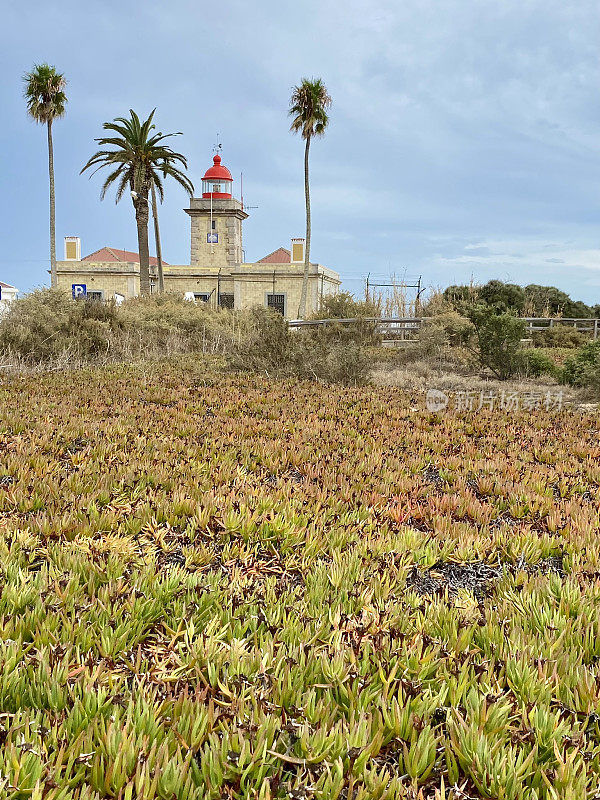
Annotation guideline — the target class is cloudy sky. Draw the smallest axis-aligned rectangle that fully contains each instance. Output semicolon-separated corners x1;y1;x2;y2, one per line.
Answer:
3;0;600;303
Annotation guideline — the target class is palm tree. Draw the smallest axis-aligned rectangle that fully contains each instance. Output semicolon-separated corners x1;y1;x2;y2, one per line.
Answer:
81;109;193;296
150;182;165;293
289;78;332;318
23;64;67;289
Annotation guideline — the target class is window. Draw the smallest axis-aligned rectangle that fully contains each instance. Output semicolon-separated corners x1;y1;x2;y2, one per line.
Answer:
218;293;234;309
202;179;232;195
86;290;104;302
267;294;285;315
194;293;210;303
211;220;216;230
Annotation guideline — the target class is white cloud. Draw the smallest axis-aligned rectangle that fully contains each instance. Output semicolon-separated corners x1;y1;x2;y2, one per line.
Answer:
3;0;600;302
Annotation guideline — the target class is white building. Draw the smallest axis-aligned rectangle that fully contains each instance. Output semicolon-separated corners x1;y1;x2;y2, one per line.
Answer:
0;282;18;311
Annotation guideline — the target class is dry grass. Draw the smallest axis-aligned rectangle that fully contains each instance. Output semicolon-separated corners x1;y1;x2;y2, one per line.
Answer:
372;359;598;410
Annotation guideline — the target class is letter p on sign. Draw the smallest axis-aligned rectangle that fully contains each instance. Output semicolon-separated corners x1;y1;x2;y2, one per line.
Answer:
72;284;87;299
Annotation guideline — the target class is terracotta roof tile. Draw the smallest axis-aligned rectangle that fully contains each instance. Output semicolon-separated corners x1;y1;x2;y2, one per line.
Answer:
82;247;168;267
257;247;291;264
0;282;16;289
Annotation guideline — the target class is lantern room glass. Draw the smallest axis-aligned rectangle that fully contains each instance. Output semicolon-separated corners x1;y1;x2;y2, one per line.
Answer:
202;179;232;195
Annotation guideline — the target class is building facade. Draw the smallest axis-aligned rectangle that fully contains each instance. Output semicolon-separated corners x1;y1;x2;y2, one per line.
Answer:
0;281;19;311
56;154;340;318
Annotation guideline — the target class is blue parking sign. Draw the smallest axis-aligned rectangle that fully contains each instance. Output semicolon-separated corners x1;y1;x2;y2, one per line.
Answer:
72;284;87;298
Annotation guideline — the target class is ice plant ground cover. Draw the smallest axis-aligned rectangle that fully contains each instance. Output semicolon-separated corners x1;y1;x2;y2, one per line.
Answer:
0;358;599;799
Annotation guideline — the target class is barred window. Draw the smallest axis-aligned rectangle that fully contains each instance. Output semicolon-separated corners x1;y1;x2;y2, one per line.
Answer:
266;294;285;315
218;293;234;309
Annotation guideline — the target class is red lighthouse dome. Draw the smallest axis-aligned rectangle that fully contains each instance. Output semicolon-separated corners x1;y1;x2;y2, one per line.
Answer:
202;154;233;199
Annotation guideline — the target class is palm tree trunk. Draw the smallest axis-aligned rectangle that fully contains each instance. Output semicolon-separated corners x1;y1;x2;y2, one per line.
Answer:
298;135;311;319
151;183;164;294
47;119;57;289
135;198;151;296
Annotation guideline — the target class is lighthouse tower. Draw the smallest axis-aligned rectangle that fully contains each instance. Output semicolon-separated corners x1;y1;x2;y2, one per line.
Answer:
185;153;248;268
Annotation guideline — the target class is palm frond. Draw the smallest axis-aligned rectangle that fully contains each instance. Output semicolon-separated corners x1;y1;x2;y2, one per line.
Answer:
115;170;133;204
153;172;165;204
289;77;332;140
23;63;67;124
99;165;128;201
82;108;194;204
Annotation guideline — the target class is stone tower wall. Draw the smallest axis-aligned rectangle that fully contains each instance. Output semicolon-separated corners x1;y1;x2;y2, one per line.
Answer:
186;198;247;268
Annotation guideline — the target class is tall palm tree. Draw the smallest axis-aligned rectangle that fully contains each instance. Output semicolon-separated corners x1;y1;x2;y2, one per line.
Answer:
150;181;165;293
289;78;332;318
81;109;193;296
23;64;67;289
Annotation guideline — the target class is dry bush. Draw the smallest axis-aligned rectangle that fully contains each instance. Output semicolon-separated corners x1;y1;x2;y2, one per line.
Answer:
0;292;370;385
314;290;379;320
371;358;584;399
532;325;588;349
0;291;252;366
0;289;120;364
312;291;381;347
419;311;475;354
420;287;454;316
367;282;416;317
231;307;370;385
112;294;251;359
367;311;476;373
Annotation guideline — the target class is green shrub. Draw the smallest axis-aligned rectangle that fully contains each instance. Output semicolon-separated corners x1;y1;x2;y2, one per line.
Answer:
419;311;475;354
443;284;481;314
444;280;596;319
470;309;526;379
561;340;600;390
512;348;557;378
532;325;587;349
524;284;593;317
479;280;526;314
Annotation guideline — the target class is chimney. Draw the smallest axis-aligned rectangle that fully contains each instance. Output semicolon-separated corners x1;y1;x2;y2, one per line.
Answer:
64;237;81;261
291;238;305;263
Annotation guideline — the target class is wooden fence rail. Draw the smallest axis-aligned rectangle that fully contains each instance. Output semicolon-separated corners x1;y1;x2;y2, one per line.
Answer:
288;317;600;340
